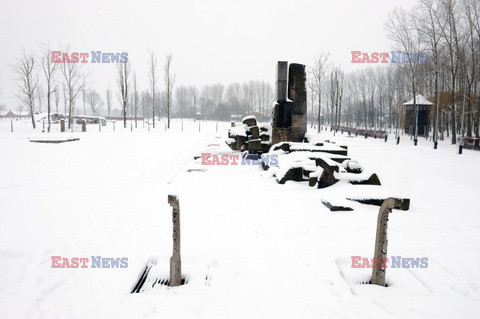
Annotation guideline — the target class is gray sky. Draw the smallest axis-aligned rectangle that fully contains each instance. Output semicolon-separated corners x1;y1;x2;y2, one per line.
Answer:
0;0;417;109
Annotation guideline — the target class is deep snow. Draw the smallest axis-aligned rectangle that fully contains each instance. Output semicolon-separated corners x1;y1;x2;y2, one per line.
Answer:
1;119;479;318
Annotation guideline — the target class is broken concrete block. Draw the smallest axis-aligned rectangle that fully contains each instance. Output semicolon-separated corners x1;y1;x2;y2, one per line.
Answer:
248;138;262;153
317;169;339;188
235;135;247;152
277;166;305;184
242;116;257;127
349;173;381;186
249;126;260;139
225;138;237;150
260;133;270;142
322;200;354;212
261;141;271;153
342;160;363;174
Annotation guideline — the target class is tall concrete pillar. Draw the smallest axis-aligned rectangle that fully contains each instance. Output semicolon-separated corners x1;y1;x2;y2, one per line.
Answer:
371;198;410;286
168;194;182;286
288;63;307;142
271;61;307;144
276;61;288;102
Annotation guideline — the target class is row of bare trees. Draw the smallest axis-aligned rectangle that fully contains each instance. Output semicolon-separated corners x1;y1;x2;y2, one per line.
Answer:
11;44;87;131
308;0;480;145
9;44;275;129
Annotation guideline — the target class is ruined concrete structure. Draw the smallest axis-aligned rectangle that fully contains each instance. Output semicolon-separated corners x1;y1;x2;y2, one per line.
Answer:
371;198;410;286
168;194;182;287
272;61;307;145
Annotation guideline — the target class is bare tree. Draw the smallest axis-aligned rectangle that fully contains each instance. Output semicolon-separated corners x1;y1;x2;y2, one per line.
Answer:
86;90;104;115
164;53;176;129
54;86;60;113
82;88;87;115
60;52;86;129
312;52;330;132
417;0;445;146
39;44;59;132
36;85;44;113
62;84;68;115
386;7;426;145
117;60;130;128
131;72;139;128
439;0;465;144
175;86;189;119
462;0;479;137
307;77;318;128
11;50;38;128
148;50;158;128
106;87;112;117
188;86;198;120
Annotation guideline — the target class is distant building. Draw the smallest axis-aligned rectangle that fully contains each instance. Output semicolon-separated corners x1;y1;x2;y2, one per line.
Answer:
402;95;433;136
3;111;16;118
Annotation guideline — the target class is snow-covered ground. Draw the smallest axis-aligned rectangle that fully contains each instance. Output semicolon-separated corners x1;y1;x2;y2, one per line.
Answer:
1;118;479;318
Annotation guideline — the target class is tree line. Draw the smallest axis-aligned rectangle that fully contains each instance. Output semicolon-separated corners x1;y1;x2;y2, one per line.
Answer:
310;0;480;145
5;0;479;143
8;46;274;130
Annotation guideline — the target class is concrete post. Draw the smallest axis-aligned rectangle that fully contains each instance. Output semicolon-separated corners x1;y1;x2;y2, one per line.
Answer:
60;119;65;132
276;61;288;102
81;120;86;132
10;120;13;133
288;63;307;143
371;198;410;286
272;61;307;144
168;194;182;286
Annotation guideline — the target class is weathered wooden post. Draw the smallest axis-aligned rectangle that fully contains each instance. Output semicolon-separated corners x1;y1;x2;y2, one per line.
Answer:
81;120;86;132
60;119;65;132
371;197;410;286
168;194;182;286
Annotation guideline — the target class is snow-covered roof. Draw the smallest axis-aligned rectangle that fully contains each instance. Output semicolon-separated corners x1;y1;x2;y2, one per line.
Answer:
403;95;433;106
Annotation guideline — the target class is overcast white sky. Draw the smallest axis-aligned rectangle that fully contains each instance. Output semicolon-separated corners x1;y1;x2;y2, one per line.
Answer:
0;0;417;109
